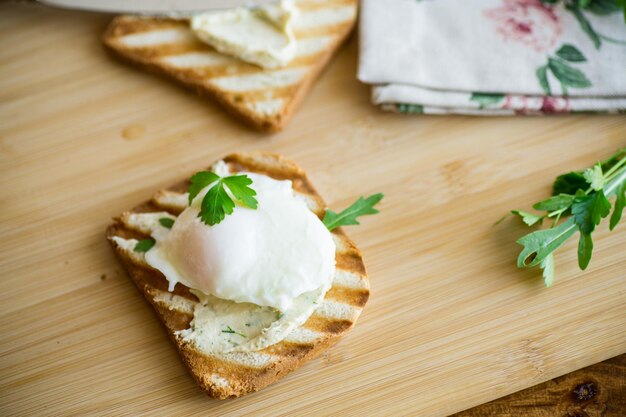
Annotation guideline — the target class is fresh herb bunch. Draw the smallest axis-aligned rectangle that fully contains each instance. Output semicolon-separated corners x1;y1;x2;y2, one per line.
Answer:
511;149;626;287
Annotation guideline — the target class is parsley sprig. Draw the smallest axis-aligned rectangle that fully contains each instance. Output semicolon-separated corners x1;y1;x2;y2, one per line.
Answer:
510;149;626;287
134;238;155;252
323;193;384;231
188;172;258;226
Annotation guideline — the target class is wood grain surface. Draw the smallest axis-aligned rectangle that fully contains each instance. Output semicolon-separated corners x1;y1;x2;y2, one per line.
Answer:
454;354;626;417
1;4;625;416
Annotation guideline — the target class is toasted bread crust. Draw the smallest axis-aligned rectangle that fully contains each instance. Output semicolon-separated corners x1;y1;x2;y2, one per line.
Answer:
101;1;357;132
106;152;369;398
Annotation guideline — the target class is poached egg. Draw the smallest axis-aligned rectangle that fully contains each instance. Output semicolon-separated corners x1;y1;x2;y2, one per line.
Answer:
143;161;336;352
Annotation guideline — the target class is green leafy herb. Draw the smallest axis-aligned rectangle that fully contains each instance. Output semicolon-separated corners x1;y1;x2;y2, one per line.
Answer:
323;193;384;231
583;164;604;190
511;210;544;226
221;326;246;338
533;194;575;212
134;238;155;252
516;217;577;268
553;172;589;195
508;148;626;286
188;171;258;226
541;253;555;288
571;190;611;234
188;171;220;205
610;181;625;230
158;217;175;229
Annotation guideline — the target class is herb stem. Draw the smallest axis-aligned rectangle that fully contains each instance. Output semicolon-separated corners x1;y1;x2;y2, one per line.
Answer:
552;211;563;227
605;166;626;196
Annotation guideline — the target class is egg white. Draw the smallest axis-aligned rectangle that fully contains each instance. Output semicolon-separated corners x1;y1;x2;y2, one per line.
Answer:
135;161;335;353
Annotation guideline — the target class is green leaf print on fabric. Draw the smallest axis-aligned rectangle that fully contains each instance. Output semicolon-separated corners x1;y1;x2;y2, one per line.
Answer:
536;65;552;95
565;3;626;48
567;4;602;48
555;44;587;62
469;92;505;108
548;58;592;88
397;103;424;113
585;0;621;15
536;45;591;96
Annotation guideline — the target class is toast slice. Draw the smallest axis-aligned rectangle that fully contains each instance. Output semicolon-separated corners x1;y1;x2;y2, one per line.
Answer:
106;153;370;399
102;1;358;132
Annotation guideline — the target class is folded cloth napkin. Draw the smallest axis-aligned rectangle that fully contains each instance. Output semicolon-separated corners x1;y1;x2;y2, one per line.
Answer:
358;0;626;115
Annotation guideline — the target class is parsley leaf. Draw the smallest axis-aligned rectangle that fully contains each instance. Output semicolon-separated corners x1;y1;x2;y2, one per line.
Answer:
200;178;236;226
511;210;544;226
188;171;220;205
571;190;611;234
222;175;258;209
188;171;258;226
582;164;604;190
577;232;593;270
159;217;174;229
533;194;575;212
552;172;588;195
541;253;555;288
134;238;155;252
609;181;625;230
323;193;384;231
516;217;577;268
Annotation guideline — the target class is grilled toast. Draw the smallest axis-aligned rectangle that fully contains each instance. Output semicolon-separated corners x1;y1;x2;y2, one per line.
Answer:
106;152;370;398
102;1;358;132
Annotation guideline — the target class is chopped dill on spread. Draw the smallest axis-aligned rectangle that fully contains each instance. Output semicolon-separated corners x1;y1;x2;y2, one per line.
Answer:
221;326;247;338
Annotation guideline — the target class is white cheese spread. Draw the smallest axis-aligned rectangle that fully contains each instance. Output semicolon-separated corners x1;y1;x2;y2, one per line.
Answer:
190;1;298;69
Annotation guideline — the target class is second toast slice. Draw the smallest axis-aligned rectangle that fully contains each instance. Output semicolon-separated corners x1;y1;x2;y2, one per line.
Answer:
102;1;358;132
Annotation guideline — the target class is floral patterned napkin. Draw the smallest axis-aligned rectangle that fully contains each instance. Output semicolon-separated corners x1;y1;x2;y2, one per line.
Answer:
358;0;626;115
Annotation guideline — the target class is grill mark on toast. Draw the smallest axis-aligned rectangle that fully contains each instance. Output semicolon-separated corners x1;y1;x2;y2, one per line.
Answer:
262;341;316;358
325;286;369;307
303;316;353;334
105;17;185;37
335;251;367;275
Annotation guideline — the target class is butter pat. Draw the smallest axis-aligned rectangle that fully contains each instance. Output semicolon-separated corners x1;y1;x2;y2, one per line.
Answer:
190;1;298;69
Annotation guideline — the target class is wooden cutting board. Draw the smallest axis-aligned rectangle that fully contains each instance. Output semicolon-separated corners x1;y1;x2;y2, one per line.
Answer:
1;5;625;416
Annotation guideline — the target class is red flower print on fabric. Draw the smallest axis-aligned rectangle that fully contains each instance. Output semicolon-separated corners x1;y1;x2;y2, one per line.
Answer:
484;0;563;52
540;96;570;113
